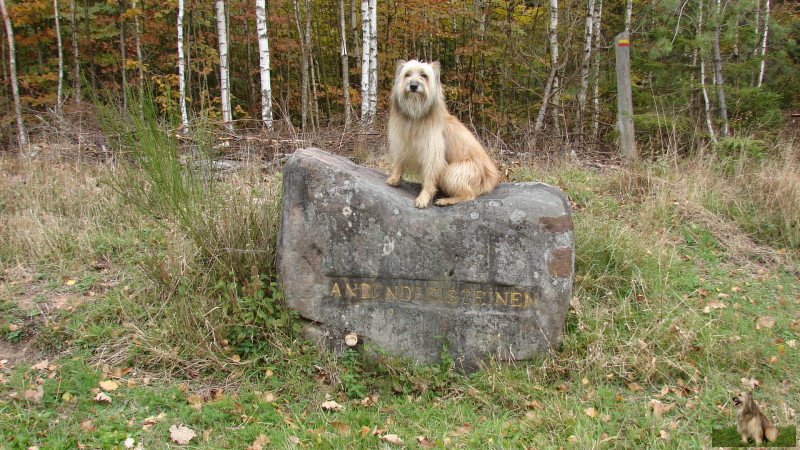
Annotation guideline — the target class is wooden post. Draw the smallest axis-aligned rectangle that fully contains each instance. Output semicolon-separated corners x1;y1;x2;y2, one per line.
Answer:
615;32;637;160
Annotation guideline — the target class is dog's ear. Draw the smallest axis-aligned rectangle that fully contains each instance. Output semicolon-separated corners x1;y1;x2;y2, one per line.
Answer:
395;60;407;78
431;61;442;80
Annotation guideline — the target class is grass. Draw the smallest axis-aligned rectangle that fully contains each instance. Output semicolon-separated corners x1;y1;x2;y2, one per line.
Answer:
1;113;799;447
711;425;797;447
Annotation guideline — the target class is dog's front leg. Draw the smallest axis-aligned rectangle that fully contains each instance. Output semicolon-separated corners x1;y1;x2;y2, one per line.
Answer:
386;163;404;186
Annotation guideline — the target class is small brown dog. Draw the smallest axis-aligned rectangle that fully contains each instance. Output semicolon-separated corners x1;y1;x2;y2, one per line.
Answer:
733;391;778;445
387;59;499;208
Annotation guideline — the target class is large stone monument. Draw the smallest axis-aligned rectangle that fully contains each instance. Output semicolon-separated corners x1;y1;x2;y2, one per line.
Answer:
277;148;574;372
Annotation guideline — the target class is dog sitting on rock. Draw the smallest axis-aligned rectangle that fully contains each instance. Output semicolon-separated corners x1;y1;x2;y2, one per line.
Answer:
386;59;499;208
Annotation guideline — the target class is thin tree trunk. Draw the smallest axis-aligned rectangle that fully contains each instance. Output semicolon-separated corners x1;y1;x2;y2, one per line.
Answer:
535;0;559;134
305;0;319;129
292;0;309;129
757;0;769;87
256;0;273;130
1;22;8;109
624;0;632;35
577;0;595;133
53;0;64;112
338;0;351;126
591;0;603;139
70;0;80;104
697;0;716;142
216;0;232;130
712;0;729;137
119;0;127;111
132;0;144;108
0;0;27;148
177;0;189;132
359;0;371;126
368;0;377;121
752;0;760;57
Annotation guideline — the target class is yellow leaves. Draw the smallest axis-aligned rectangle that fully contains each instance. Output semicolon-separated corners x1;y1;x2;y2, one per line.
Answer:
99;380;119;391
169;424;196;445
626;382;643;392
584;407;598;418
330;421;350;435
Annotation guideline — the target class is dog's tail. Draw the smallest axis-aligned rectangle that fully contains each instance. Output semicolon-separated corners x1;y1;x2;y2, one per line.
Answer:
478;157;500;195
765;424;779;442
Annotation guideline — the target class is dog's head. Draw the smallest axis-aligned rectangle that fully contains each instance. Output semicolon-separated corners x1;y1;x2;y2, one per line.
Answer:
733;391;755;413
391;59;444;118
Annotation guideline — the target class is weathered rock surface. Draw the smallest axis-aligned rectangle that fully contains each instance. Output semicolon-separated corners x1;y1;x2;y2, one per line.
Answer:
277;148;574;372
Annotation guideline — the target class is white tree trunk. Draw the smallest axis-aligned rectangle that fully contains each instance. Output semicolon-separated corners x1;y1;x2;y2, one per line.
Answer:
256;0;273;129
368;0;377;121
359;0;371;126
216;0;232;130
177;0;188;132
752;0;760;57
697;0;716;142
624;0;632;35
757;0;769;87
712;0;729;137
305;0;318;129
70;0;79;104
338;0;351;126
53;0;64;111
577;0;595;131
292;0;309;129
534;0;559;134
0;0;27;147
591;0;603;139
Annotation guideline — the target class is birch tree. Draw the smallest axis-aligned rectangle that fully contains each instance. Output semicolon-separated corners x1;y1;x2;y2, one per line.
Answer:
590;0;603;139
577;0;595;132
256;0;273;129
712;0;729;137
1;0;27;148
534;0;559;134
53;0;64;111
359;0;372;126
216;0;232;130
177;0;189;133
69;0;79;104
697;0;716;141
338;0;351;126
756;0;769;87
624;0;632;34
367;0;377;121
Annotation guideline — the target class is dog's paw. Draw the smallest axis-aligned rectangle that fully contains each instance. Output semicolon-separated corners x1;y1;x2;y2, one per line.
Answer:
386;176;401;187
414;197;431;208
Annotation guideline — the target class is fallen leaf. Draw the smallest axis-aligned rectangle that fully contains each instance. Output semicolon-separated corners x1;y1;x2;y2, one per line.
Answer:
287;435;300;445
659;430;670;441
169;424;196;445
788;339;797;349
187;394;204;410
626;382;643;392
581;377;589;385
94;392;112;403
23;386;44;403
568;435;578;443
705;300;727;310
246;434;270;450
7;324;20;332
99;380;119;391
649;399;675;417
361;393;378;407
331;421;350;435
731;286;742;292
417;436;434;448
321;400;343;411
62;392;74;402
261;391;276;403
756;316;776;329
31;360;49;371
66;279;77;286
123;437;135;449
601;414;611;423
717;292;730;299
451;423;472;436
379;434;403;445
584;407;597;418
80;420;96;432
741;377;760;389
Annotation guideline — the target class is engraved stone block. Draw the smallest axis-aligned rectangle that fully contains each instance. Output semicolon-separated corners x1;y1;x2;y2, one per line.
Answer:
277;148;574;372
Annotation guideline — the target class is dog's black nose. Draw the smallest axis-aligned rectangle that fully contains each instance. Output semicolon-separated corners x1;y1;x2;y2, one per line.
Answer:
409;82;419;92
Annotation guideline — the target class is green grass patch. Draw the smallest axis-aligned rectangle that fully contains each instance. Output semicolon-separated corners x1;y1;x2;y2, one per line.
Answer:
712;425;797;447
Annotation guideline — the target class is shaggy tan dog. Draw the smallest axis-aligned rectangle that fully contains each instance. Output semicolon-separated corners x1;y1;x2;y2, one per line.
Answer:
733;391;779;445
387;60;499;208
